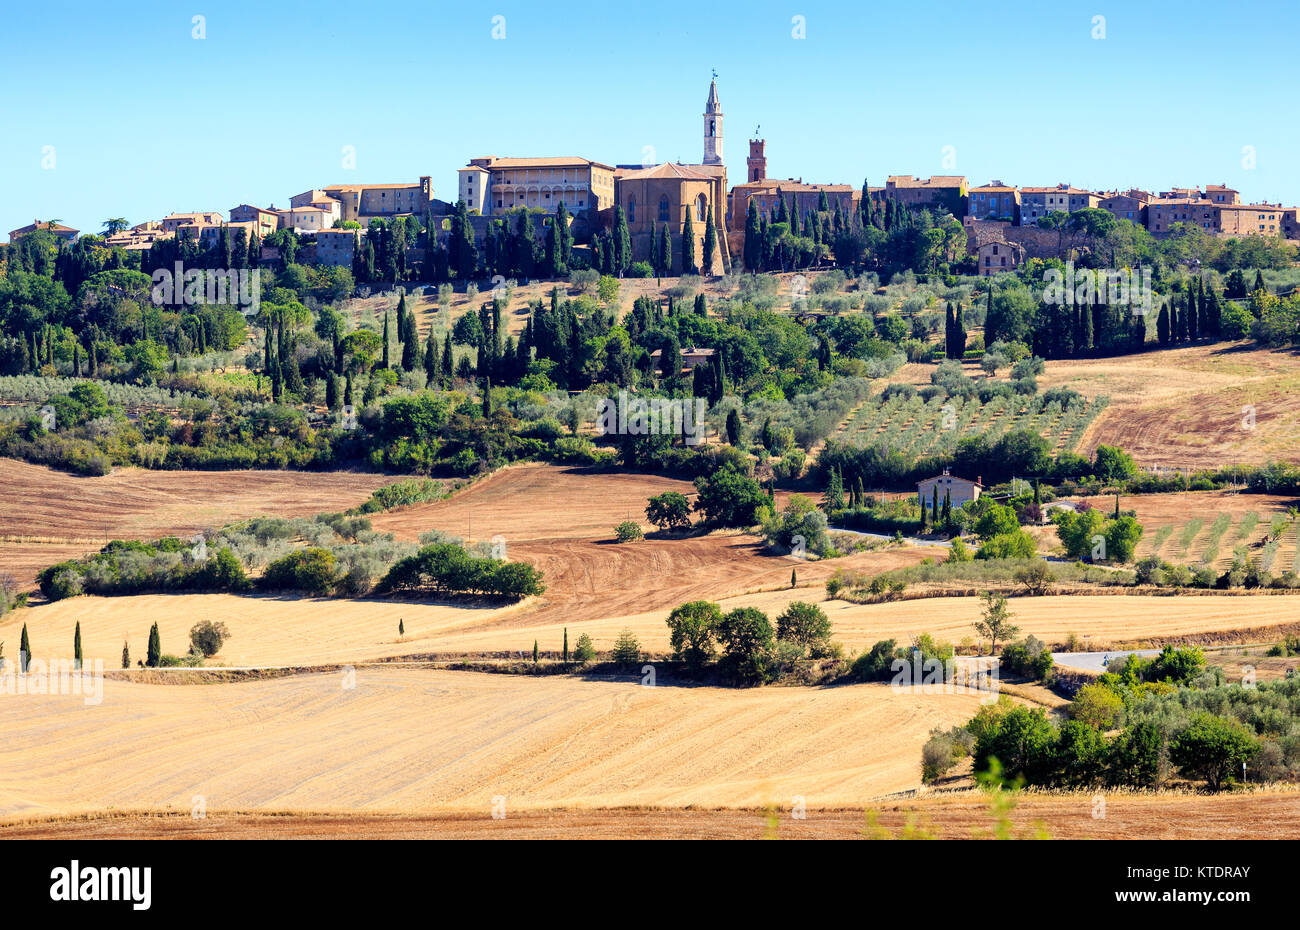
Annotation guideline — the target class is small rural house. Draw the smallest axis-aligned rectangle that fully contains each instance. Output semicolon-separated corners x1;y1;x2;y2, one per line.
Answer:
917;468;982;508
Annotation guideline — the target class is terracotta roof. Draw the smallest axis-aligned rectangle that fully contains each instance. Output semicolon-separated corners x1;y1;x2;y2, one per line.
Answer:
887;175;966;188
9;220;79;235
618;162;715;181
469;156;614;171
323;183;422;191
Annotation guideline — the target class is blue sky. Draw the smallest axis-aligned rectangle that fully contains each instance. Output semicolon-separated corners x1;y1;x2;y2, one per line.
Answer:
3;0;1297;236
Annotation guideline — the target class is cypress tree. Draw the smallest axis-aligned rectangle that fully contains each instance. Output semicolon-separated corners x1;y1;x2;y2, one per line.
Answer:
122;640;130;669
702;207;717;276
563;628;569;663
326;372;339;410
442;330;455;380
744;199;760;270
423;326;439;384
74;621;82;669
147;622;161;667
681;210;697;275
1158;304;1171;344
532;640;539;664
20;623;30;672
725;408;741;445
791;568;797;588
399;618;405;636
344;372;354;406
382;310;391;368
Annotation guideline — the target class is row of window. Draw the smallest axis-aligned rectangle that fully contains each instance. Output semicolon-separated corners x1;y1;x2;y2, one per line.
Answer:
625;194;709;223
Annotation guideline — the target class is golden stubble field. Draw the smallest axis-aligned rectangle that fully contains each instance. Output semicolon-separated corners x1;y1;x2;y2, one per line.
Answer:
0;668;987;819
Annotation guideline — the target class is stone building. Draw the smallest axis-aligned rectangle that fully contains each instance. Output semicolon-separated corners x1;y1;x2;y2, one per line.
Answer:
884;176;968;214
229;204;279;238
292;178;434;224
917;469;982;509
977;237;1025;276
967;181;1019;221
8;220;79;243
1097;189;1150;226
613;162;724;272
458;157;614;217
1017;184;1098;226
315;227;362;267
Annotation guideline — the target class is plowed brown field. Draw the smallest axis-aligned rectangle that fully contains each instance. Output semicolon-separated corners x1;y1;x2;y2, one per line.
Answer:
0;459;391;587
6;791;1298;839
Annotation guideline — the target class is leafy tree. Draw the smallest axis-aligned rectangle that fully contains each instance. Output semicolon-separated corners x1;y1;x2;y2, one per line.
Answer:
646;491;692;531
1170;713;1258;790
774;602;832;657
693;466;766;527
666;600;722;670
614;520;644;542
1103;515;1143;564
973;705;1056;784
1093;444;1137;483
574;632;596;663
189;620;231;657
974;590;1019;654
715;607;775;684
1069;683;1124;730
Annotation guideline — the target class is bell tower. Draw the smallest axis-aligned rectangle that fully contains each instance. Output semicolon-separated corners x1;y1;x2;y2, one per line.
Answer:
747;136;766;182
703;73;723;166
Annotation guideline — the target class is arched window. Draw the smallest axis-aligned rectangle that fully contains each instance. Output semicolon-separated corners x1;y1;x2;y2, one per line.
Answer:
627;196;636;223
696;194;707;222
658;196;670;222
709;119;716;137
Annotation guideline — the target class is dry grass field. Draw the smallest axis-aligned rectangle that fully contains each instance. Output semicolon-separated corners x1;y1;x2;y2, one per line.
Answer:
0;668;986;819
1081;489;1300;569
1039;342;1300;469
0;459;391;587
9;586;1297;671
7;791;1299;839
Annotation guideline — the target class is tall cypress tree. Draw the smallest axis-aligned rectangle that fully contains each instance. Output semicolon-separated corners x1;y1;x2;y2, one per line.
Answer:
74;621;83;669
19;623;30;672
442;330;455;380
147;622;161;668
423;326;439;384
681;210;697;276
382;310;391;368
702;208;717;276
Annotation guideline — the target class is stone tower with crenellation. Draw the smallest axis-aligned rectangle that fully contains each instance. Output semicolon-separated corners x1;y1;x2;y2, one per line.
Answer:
747;138;766;182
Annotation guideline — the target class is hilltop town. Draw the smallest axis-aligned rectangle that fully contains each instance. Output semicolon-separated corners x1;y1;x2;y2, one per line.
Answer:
10;80;1297;285
3;73;1300;845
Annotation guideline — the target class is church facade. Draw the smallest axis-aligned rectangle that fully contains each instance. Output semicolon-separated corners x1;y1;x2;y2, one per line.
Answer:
610;76;732;272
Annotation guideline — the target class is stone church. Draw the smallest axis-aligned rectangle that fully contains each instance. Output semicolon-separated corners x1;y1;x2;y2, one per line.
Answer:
612;77;731;273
